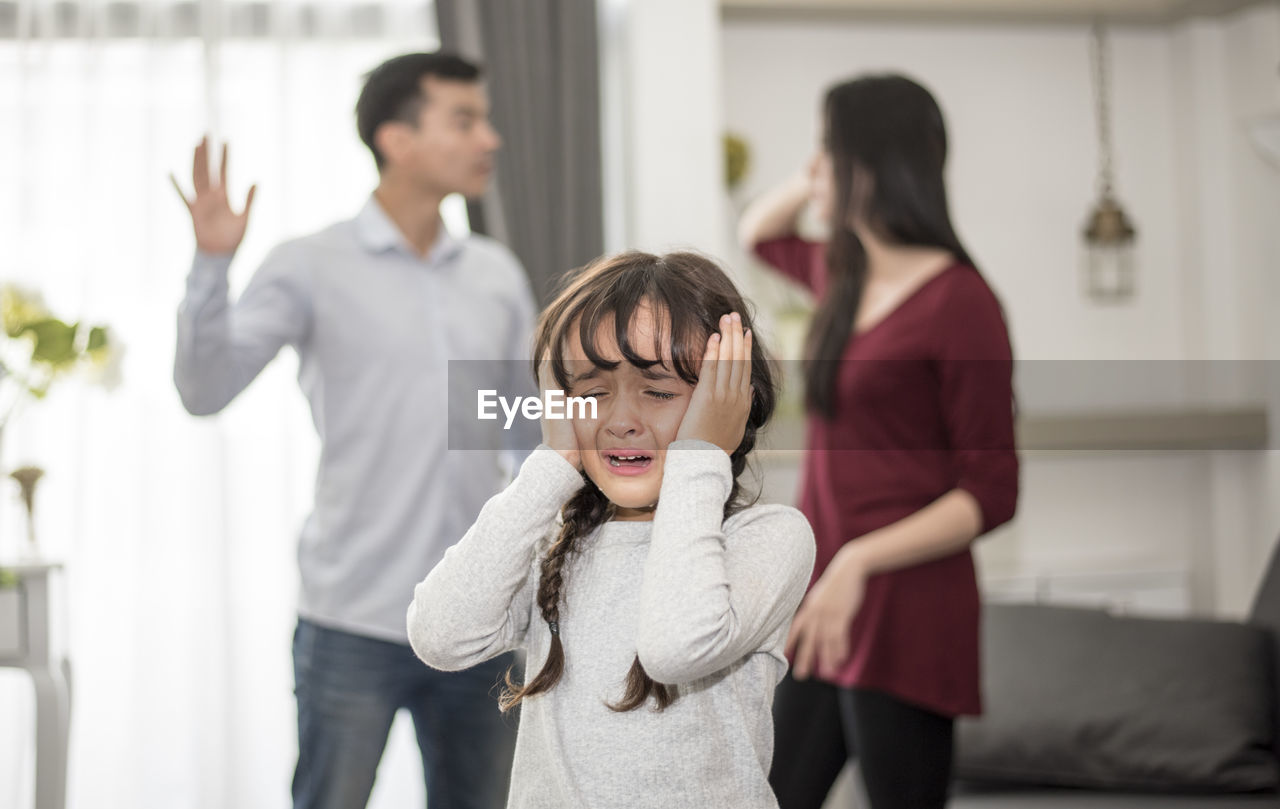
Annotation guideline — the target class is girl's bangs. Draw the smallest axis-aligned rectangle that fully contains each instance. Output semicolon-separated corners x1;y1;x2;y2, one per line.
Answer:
550;264;707;389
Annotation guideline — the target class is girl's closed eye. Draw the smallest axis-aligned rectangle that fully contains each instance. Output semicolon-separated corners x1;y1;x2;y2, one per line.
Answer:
646;390;677;401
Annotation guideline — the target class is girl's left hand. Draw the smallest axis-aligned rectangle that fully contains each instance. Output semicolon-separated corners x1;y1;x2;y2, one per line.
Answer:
786;548;869;680
675;312;753;456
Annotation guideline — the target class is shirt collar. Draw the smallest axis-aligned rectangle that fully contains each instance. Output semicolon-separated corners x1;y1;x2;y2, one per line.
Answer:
355;195;465;266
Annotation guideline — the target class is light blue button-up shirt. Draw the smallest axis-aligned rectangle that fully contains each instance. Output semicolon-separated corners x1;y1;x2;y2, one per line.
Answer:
176;196;540;642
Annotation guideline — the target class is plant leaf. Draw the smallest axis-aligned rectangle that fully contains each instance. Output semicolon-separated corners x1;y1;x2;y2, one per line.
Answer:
87;325;108;353
1;284;51;338
22;318;79;365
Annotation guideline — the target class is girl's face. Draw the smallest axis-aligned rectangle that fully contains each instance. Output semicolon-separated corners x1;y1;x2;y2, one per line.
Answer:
563;303;698;521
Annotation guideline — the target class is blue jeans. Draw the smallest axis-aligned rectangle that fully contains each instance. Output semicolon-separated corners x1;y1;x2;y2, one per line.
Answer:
291;618;517;809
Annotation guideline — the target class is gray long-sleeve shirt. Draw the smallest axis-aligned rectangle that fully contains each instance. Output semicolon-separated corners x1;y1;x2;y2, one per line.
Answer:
175;196;540;642
408;441;815;808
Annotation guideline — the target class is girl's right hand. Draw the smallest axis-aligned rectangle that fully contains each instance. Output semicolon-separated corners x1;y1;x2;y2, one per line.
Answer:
538;352;582;471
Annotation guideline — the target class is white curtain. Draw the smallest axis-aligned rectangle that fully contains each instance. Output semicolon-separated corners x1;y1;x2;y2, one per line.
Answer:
0;2;454;806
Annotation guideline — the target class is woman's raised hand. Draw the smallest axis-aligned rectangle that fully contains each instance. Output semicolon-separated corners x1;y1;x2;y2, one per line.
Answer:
675;312;753;456
170;136;257;256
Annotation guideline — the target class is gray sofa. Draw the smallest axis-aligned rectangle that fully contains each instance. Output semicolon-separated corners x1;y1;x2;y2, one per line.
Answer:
950;537;1280;808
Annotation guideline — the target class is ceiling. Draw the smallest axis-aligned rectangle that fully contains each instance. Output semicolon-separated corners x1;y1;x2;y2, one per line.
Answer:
719;0;1273;25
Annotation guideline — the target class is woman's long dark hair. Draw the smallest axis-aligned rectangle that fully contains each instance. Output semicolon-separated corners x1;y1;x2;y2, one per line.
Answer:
806;75;977;418
498;251;779;713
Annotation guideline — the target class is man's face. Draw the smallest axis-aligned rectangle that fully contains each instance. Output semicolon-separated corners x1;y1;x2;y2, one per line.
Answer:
391;76;501;199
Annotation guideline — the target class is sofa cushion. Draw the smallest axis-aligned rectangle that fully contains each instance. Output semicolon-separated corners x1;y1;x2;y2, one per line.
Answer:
955;603;1278;792
1247;537;1280;756
951;787;1280;808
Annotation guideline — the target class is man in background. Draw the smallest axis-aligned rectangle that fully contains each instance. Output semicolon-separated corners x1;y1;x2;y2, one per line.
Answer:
171;52;537;809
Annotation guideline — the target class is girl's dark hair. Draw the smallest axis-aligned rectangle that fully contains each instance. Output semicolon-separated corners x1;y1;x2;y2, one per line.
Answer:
499;251;778;713
806;74;977;417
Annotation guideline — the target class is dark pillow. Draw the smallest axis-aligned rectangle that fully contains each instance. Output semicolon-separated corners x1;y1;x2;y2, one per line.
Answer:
955;603;1279;792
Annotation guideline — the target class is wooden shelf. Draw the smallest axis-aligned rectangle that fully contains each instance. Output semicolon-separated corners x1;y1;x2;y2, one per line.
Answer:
757;406;1270;456
1018;407;1269;451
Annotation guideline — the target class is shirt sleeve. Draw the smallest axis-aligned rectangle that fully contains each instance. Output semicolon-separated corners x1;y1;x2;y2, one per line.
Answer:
407;446;585;671
934;272;1020;534
753;236;826;294
174;246;312;416
635;440;816;684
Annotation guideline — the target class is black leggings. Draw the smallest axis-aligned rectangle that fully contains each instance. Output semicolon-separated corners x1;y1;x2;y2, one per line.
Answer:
770;673;955;809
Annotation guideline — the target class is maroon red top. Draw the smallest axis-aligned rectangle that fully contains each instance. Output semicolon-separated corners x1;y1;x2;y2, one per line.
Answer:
756;236;1018;717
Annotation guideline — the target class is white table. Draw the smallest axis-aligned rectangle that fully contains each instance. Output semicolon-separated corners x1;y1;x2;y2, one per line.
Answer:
0;562;70;809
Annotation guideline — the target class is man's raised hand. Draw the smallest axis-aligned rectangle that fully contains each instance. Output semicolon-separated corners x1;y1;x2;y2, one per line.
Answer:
170;136;256;256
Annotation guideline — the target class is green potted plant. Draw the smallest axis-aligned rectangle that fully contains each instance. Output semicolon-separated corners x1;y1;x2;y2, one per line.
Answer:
0;283;120;560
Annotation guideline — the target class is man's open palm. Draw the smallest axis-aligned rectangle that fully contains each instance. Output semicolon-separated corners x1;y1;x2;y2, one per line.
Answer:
170;136;256;255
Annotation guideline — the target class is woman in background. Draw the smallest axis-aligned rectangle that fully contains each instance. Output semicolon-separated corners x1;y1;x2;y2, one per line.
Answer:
739;74;1019;809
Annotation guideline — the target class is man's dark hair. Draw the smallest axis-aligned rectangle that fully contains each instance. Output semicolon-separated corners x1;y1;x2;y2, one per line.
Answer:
356;52;482;170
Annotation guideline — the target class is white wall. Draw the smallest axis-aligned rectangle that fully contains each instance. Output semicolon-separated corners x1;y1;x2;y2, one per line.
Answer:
601;0;728;257
1222;4;1280;607
724;19;1188;360
718;6;1280;616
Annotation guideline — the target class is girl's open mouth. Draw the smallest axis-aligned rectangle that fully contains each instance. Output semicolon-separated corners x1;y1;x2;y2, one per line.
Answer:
602;450;654;476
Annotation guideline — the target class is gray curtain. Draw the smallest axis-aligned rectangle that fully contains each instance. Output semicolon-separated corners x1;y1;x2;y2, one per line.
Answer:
436;0;604;305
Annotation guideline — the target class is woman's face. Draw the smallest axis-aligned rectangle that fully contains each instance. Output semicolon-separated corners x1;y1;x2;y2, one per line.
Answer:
807;149;834;225
810;146;875;235
563;303;697;521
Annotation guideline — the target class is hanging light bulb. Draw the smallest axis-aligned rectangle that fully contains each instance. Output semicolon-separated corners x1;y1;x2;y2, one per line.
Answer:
1083;21;1138;303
